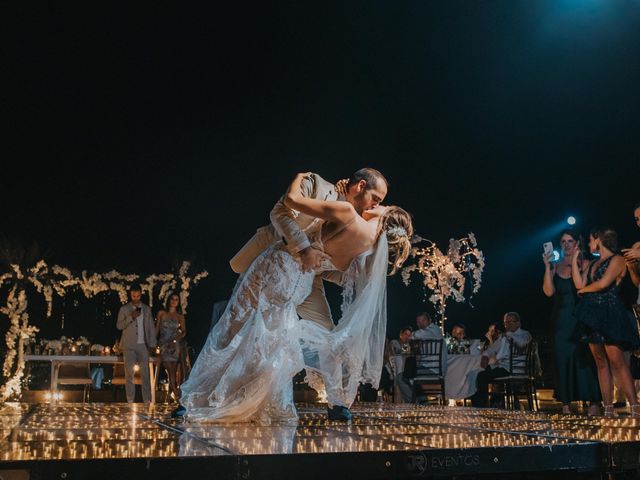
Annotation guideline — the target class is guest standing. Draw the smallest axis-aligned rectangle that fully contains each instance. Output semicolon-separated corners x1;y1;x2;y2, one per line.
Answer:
622;203;640;303
156;292;187;402
543;229;600;415
116;284;157;403
573;228;640;417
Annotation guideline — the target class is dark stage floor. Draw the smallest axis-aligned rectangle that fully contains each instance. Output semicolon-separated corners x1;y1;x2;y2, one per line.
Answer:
1;402;639;479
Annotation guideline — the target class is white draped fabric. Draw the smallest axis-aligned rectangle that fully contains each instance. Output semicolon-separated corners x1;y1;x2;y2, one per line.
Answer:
180;233;388;424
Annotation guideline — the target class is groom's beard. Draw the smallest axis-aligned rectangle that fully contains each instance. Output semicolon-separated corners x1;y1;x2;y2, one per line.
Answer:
349;192;367;216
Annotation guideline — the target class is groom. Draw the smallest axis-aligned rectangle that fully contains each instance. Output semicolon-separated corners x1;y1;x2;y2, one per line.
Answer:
230;168;388;420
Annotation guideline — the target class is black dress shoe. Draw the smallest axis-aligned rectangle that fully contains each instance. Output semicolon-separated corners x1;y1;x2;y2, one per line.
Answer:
327;405;352;421
171;405;187;418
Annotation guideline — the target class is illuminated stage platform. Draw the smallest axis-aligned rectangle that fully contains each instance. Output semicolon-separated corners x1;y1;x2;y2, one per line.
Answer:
1;403;639;479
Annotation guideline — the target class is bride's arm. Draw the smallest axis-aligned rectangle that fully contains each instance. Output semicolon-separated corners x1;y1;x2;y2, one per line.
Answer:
285;173;355;223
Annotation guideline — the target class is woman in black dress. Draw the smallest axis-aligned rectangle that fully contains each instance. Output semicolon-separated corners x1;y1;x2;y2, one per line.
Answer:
543;229;600;415
572;228;640;417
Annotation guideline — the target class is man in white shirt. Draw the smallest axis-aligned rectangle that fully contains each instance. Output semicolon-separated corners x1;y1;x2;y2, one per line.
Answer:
412;312;443;341
470;311;532;408
409;312;447;403
412;312;448;374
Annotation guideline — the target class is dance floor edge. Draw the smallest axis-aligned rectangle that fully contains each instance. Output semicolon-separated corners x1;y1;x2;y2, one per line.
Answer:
0;403;638;479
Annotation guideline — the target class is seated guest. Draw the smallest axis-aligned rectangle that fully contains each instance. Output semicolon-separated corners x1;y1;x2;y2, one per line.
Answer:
378;338;395;400
470;312;532;408
411;311;448;377
481;322;502;351
412;312;442;340
451;324;467;341
391;326;413;354
390;327;413;402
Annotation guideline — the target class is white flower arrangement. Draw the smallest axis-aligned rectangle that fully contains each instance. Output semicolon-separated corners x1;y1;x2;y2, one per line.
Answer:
387;226;407;237
158;279;177;305
0;259;208;402
1;286;38;396
445;334;472;354
177;262;209;313
402;233;484;332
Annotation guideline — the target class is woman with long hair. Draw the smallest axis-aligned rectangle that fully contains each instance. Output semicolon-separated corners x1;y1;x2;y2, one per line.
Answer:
572;228;640;417
156;293;186;401
543;229;600;415
178;173;413;423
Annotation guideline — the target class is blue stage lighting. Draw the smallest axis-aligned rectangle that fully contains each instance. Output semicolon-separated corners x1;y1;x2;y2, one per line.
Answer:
567;216;576;225
551;250;561;262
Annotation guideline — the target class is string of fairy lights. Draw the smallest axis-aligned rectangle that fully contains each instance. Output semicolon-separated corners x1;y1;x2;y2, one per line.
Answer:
401;232;485;331
0;261;208;402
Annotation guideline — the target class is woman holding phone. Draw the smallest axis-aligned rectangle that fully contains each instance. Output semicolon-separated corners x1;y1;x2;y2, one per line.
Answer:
543;229;600;415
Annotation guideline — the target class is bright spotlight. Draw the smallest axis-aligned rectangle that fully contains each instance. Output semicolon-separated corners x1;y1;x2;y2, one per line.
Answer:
567;216;576;225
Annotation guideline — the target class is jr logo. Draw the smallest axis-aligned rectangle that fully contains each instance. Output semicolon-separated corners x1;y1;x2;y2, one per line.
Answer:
407;453;428;476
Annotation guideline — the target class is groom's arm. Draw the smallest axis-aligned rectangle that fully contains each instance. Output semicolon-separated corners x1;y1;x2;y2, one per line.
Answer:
270;173;317;253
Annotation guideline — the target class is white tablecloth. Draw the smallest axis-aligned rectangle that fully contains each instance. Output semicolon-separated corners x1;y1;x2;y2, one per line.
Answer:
445;354;483;400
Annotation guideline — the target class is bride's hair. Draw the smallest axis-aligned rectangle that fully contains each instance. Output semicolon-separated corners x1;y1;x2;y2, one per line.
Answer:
378;206;414;275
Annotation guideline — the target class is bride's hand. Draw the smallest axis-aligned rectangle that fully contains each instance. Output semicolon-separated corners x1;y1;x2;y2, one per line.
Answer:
362;205;387;221
299;245;328;272
335;178;348;197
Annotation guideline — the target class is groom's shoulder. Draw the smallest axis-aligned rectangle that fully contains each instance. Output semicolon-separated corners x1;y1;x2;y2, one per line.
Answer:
308;173;336;199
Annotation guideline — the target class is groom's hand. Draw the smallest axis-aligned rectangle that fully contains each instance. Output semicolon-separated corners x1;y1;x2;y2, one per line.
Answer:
300;246;326;272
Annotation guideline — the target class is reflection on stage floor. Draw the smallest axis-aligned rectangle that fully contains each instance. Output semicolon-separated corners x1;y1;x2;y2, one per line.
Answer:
0;402;639;478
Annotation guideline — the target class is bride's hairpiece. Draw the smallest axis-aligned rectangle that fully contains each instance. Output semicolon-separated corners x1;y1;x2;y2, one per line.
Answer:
387;226;407;237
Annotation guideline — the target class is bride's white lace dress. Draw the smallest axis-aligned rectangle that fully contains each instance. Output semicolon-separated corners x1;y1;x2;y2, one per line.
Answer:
180;231;388;424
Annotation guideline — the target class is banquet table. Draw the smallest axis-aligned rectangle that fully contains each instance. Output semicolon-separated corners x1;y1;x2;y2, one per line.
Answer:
24;354;161;403
392;349;484;401
445;353;483;400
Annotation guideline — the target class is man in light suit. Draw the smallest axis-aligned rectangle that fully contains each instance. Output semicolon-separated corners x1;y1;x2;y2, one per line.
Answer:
116;284;157;403
229;168;388;420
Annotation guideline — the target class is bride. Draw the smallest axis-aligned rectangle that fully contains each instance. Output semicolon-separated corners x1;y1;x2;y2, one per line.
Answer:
178;173;413;423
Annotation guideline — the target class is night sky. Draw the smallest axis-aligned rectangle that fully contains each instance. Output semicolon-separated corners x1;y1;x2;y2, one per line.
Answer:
3;2;640;351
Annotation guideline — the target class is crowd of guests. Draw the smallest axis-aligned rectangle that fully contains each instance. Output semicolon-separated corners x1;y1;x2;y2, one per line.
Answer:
386;311;533;407
115;284;188;403
542;204;640;417
383;205;640;417
111;203;640;416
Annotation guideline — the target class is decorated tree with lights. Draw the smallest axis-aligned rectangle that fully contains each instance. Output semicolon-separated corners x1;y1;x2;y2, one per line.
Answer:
401;233;485;332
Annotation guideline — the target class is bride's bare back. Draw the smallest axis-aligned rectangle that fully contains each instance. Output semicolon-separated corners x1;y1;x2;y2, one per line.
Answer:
321;212;378;271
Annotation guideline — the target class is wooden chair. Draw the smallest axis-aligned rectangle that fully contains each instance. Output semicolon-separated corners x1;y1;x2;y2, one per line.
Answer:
410;339;446;405
56;363;92;402
488;339;538;410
